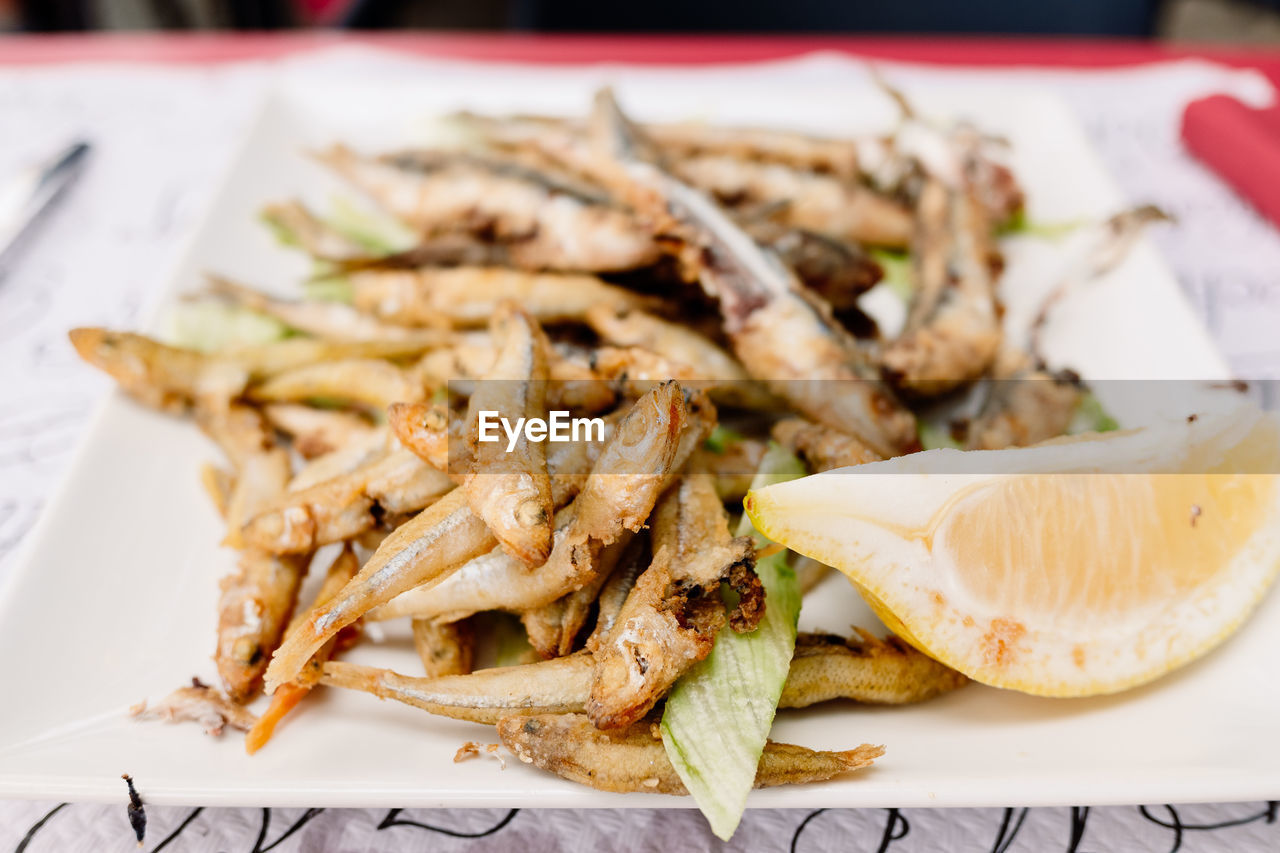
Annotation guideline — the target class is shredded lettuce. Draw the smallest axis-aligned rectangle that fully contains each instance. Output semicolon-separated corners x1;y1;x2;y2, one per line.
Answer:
1069;391;1120;434
470;612;536;668
918;419;962;451
869;247;913;302
324;196;417;256
660;443;805;840
998;208;1084;241
166;301;290;353
703;424;746;455
303;275;355;304
259;208;302;248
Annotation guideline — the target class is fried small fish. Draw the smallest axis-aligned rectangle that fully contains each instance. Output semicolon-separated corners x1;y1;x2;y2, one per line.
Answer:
263;404;379;460
69;328;248;413
245;546;362;754
780;630;969;707
587;89;916;458
264;487;495;693
881;178;1001;396
248;358;427;412
321;629;964;724
589;473;760;729
241;448;454;554
462;303;555;566
498;713;882;794
351;267;649;328
321;654;594;724
771;418;882;472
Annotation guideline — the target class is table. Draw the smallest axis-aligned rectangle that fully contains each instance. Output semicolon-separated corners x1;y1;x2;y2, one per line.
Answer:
1;34;1279;853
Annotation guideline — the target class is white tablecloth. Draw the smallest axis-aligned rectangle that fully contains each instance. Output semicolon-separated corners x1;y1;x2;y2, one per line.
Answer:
1;48;1278;852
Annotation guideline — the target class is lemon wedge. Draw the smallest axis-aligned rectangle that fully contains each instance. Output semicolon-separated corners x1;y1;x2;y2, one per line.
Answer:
746;409;1280;697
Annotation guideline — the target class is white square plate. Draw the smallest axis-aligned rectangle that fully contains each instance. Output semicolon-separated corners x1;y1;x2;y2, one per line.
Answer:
2;64;1273;810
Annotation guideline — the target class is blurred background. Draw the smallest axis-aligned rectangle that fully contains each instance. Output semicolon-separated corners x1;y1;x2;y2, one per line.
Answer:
3;0;1280;41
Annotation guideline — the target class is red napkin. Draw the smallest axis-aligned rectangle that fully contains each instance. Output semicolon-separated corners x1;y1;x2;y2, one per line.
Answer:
1182;94;1280;230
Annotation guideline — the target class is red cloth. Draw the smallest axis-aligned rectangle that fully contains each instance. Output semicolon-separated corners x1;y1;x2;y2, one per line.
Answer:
1182;95;1280;229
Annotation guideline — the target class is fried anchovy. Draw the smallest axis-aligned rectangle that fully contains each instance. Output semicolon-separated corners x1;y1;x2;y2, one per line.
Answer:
388;401;454;473
242;448;454;554
247;358;428;412
318;144;660;273
673;153;913;249
263;404;379;459
519;561;615;660
321;630;963;724
644;121;865;179
585;535;650;653
771;418;882;472
245;546;362;754
349;266;649;328
462;303;555;566
780;629;969;707
333;233;531;271
321;654;595;723
587;88;916;457
204;275;447;344
744;221;883;309
69;328;249;413
197;404;307;702
498;713;883;794
881;178;1001;396
260;200;370;260
263;487;495;693
285;426;388;493
366;384;707;621
964;348;1083;450
589;473;760;729
585;304;749;383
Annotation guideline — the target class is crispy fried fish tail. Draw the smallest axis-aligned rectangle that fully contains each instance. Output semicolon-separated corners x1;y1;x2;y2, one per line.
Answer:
497;713;882;794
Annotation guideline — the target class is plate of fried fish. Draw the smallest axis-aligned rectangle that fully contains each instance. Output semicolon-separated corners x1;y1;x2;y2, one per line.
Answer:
2;63;1278;837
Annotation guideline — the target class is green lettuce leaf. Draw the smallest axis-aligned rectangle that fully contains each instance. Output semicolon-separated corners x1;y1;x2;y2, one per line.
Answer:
703;424;745;455
166;301;290;353
324;196;417;256
869;247;913;302
997;208;1084;241
918;419;962;451
302;275;355;304
1069;391;1120;434
660;443;805;840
